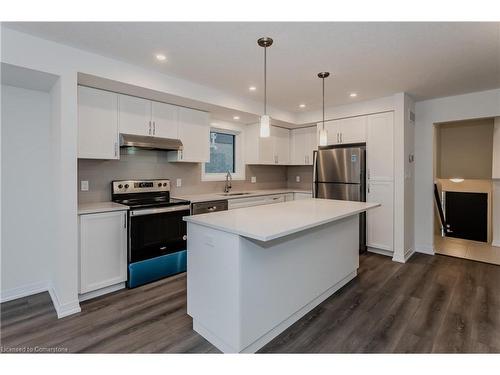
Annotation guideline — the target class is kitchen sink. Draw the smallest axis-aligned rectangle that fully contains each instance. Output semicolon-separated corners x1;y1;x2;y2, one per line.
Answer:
218;192;252;196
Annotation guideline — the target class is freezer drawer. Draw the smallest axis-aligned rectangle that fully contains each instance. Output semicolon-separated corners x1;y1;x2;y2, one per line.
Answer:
315;182;361;201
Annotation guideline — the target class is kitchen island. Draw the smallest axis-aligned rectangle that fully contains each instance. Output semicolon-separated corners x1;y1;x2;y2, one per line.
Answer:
184;198;380;353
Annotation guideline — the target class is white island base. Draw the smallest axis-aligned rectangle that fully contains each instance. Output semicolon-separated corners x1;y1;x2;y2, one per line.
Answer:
186;202;367;353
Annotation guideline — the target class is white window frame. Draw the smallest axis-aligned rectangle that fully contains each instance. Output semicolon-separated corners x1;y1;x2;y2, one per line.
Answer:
201;122;246;181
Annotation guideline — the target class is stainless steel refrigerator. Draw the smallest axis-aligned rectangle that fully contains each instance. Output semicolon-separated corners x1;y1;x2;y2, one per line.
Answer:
312;144;367;252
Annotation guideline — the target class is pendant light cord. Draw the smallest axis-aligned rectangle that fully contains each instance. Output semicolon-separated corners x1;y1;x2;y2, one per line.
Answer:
322;76;325;130
264;46;267;115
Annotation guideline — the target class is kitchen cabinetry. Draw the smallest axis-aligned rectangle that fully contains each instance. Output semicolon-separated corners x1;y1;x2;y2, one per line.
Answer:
290;126;317;165
366;112;394;181
366;180;394;252
228;194;286;210
293;192;312;200
318;116;366;146
245;124;290;165
493;118;500;179
78;86;119;159
79;210;128;294
119;94;179;138
167;107;210;163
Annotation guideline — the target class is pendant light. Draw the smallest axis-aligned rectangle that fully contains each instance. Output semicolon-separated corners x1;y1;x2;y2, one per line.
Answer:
258;37;273;138
318;72;330;146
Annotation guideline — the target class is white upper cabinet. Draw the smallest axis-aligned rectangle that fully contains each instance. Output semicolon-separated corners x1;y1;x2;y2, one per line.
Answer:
338;116;367;144
290;126;317;165
272;126;290;165
151;101;178;139
168;107;210;163
118;94;151;136
493;118;500;179
78;86;119;160
366;112;394;181
245;124;290;165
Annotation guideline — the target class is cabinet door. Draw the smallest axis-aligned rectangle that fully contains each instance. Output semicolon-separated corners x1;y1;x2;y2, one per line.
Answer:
294;192;312;200
290;128;307;165
272;126;290;165
366;180;394;252
339;116;367;144
78;86;119;159
366;112;394;181
79;211;127;294
152;101;178;139
305;126;317;165
118;94;151;136
175;107;210;162
318;120;340;146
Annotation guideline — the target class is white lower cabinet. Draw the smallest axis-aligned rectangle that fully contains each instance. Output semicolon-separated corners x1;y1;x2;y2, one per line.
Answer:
228;194;286;210
293;192;312;200
366;180;394;252
79;211;128;294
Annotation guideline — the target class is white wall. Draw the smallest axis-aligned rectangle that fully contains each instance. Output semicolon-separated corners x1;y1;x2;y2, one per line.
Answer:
414;89;500;254
1;85;55;300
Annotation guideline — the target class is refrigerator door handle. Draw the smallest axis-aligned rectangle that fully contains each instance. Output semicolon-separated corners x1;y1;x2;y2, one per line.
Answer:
312;150;318;198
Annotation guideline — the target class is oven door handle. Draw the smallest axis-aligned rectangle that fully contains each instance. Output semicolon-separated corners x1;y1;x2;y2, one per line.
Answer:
130;205;191;217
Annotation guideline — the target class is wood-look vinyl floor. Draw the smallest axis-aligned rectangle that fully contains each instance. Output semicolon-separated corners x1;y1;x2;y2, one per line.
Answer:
1;253;499;353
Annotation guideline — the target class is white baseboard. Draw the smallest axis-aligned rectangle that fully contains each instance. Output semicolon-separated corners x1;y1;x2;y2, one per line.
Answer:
48;286;81;319
415;244;435;255
78;282;125;302
492;240;500;247
0;281;48;303
367;247;394;258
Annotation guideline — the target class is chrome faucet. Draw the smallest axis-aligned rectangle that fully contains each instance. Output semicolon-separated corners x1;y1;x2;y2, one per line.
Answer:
224;171;232;193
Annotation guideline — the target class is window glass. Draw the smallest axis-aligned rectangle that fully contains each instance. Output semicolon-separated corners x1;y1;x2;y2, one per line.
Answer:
205;131;235;173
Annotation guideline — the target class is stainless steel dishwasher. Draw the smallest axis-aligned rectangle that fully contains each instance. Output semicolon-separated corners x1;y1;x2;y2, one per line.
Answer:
191;200;228;215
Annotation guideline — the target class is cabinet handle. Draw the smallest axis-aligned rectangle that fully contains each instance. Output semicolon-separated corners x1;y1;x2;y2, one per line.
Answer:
148;121;152;135
367;169;370;180
337;133;339;143
340;133;343;143
367;183;370;194
114;142;118;157
153;121;156;135
124;212;127;229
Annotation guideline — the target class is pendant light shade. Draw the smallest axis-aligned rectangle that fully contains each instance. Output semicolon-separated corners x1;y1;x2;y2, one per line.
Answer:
317;72;330;146
258;37;273;138
260;115;271;137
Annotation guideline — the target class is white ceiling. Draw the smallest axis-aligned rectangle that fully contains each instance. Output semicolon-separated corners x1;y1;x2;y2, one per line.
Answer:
4;22;500;113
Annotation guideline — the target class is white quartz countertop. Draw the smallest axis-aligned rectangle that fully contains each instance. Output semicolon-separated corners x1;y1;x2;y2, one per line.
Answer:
184;198;380;241
173;189;312;203
78;202;129;215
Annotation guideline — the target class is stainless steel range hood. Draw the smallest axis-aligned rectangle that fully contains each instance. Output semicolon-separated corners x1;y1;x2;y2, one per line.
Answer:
119;133;183;151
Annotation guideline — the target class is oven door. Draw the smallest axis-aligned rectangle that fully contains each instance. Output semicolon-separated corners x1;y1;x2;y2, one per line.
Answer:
129;205;190;263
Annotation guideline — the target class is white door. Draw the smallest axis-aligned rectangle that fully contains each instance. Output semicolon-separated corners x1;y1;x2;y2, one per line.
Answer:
366;180;394;252
152;101;178;139
78;86;119;159
273;126;290;165
338;116;367;144
290;128;307;165
79;211;127;294
366;112;394;181
118;94;151;136
176;107;210;162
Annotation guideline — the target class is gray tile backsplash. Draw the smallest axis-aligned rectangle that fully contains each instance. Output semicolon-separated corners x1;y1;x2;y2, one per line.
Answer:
78;148;292;203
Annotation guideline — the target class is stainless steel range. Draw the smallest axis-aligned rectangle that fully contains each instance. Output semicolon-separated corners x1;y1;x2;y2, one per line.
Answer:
111;179;190;288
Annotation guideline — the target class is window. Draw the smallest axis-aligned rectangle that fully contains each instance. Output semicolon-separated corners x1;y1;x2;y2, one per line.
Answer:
205;131;235;174
202;124;245;182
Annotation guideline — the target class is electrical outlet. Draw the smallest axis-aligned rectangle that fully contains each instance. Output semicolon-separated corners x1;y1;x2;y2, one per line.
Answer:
251;176;256;183
80;180;89;191
176;178;182;187
296;176;301;183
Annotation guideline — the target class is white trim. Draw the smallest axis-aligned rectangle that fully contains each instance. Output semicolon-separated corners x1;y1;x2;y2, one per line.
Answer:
48;286;81;319
492;241;500;247
392;249;416;263
0;281;49;303
78;282;125;302
415;243;435;255
367;247;394;258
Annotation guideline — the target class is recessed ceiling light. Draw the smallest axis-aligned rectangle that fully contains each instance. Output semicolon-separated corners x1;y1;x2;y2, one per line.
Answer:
233;116;240;120
349;93;357;98
249;86;257;91
155;54;167;61
299;104;306;108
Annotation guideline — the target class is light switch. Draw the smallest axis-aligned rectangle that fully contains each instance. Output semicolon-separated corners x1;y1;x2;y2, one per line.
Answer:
296;176;301;183
80;180;89;191
251;176;257;183
176;178;182;187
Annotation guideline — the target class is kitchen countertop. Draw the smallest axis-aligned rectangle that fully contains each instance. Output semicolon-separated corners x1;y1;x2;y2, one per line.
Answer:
184;198;380;242
78;202;129;215
173;188;312;204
